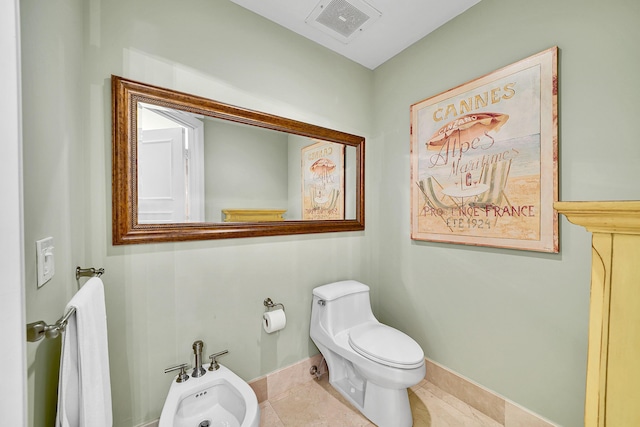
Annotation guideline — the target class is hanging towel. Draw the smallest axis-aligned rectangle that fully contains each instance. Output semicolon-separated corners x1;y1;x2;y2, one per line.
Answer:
56;277;113;427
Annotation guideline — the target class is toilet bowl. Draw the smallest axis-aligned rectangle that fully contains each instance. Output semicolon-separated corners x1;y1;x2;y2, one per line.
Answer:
159;364;259;427
310;280;426;427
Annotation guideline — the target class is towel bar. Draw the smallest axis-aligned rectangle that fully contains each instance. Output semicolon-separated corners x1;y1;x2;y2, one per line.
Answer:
26;266;106;342
76;266;104;280
26;307;76;342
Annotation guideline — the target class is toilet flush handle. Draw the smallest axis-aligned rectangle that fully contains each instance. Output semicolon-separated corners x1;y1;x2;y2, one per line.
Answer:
318;299;326;306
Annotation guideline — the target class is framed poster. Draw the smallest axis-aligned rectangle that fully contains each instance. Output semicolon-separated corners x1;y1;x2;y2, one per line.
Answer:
302;141;345;220
410;47;558;252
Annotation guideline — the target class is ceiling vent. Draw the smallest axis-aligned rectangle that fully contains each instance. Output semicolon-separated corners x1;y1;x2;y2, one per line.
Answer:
305;0;382;44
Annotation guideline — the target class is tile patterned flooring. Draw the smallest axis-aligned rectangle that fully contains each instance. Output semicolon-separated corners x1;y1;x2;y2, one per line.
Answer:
259;374;503;427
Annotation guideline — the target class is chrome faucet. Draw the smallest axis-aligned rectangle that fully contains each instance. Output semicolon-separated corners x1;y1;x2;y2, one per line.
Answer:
192;340;206;378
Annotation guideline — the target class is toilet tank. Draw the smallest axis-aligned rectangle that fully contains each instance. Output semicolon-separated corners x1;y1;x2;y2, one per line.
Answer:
312;280;376;337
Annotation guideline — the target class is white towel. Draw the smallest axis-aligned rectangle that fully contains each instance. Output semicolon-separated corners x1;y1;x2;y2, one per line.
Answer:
56;277;113;427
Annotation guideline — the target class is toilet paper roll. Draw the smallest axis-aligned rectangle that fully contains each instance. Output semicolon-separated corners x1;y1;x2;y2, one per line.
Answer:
263;309;286;333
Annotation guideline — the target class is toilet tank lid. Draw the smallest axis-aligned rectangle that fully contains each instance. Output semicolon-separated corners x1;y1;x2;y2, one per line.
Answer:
313;280;369;301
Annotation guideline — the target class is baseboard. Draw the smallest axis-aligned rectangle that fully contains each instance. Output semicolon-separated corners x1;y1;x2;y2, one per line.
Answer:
425;358;559;427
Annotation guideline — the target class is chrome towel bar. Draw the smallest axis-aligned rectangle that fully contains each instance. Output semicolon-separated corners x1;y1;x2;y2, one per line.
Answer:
26;266;105;342
76;266;104;280
26;307;76;342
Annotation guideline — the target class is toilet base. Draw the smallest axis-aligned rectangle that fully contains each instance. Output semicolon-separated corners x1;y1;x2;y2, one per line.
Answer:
314;341;420;427
329;368;413;427
330;378;413;427
362;381;413;427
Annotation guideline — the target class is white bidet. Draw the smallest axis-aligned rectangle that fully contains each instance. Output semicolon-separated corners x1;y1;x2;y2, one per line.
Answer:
159;364;259;427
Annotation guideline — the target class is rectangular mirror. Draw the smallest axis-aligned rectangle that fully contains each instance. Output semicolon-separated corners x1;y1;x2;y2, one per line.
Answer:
112;76;365;244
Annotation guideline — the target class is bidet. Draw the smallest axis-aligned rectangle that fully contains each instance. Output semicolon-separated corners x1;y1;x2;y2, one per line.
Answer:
159;344;259;427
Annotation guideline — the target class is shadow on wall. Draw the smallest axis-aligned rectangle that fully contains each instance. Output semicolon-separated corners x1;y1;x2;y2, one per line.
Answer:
29;338;61;426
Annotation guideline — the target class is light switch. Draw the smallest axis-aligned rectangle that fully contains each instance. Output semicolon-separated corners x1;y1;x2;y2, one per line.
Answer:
36;237;55;288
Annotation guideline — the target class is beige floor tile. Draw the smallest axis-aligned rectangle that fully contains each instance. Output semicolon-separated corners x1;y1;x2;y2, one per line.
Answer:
264;375;503;427
409;388;433;426
260;401;285;427
270;379;373;426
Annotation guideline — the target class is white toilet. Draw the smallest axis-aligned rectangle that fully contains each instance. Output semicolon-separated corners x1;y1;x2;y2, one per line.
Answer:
310;280;426;427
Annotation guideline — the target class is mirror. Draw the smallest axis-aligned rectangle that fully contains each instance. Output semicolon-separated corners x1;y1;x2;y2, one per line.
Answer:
112;75;365;244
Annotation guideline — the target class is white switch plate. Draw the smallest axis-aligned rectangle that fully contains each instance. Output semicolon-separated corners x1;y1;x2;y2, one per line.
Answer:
36;237;55;288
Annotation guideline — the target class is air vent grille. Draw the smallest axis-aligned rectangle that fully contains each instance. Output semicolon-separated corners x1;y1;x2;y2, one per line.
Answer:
306;0;381;44
316;0;370;38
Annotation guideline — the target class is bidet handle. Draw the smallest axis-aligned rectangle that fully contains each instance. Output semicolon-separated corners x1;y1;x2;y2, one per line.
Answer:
164;363;190;383
208;349;229;371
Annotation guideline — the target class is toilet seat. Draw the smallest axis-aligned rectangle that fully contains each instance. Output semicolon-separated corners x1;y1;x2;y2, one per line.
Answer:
348;323;424;369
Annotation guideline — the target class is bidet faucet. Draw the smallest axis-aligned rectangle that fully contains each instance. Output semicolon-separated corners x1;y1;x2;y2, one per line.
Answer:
208;349;229;371
192;340;206;378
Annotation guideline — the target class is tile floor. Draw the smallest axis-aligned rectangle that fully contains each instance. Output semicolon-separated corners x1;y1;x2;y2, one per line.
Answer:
259;374;502;427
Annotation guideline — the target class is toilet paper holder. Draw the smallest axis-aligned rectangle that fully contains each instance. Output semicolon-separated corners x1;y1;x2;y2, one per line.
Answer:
263;298;285;312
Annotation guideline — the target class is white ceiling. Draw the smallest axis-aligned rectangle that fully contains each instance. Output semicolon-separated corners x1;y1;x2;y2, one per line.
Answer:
229;0;481;70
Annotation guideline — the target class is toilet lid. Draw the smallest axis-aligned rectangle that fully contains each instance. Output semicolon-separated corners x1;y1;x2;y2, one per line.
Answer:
348;323;424;369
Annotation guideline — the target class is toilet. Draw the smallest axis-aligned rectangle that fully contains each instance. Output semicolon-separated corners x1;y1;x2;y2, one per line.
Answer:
310;280;426;427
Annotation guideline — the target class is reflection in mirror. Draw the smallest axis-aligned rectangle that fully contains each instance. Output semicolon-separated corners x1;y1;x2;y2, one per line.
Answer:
137;103;357;224
137;102;206;223
112;76;364;244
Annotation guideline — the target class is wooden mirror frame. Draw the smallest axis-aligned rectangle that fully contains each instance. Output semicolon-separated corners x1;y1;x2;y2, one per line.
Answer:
112;75;365;244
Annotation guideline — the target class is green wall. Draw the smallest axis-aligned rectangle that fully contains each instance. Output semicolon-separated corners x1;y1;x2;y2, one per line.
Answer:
372;0;640;426
21;0;86;424
22;0;373;426
21;0;640;426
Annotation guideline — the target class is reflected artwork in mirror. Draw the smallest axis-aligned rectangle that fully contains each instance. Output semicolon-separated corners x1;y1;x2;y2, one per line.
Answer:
112;76;365;244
